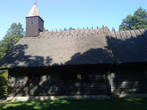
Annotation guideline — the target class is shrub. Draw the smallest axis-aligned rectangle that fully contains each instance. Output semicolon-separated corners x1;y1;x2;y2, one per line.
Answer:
0;70;8;99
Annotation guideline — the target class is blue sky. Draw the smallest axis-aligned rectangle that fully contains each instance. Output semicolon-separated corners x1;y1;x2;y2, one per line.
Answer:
0;0;146;40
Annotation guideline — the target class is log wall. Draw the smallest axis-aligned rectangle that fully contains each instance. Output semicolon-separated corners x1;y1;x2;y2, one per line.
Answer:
7;70;147;97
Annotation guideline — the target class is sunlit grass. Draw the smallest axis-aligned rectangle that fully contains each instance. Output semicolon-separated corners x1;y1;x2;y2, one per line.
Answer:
0;100;70;110
0;98;147;110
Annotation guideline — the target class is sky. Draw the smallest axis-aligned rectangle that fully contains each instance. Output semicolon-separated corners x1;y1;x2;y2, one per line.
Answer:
0;0;146;40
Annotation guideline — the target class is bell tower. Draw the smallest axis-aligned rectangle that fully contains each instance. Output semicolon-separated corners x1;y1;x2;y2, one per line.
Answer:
26;0;44;37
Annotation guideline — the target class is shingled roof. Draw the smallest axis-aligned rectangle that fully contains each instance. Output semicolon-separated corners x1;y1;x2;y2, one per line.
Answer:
0;27;147;69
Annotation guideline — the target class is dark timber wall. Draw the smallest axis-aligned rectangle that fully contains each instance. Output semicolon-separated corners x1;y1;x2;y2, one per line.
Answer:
26;16;44;37
7;64;147;97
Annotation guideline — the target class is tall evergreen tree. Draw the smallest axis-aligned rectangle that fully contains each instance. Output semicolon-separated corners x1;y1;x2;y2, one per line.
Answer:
0;23;24;60
119;8;147;30
0;22;24;98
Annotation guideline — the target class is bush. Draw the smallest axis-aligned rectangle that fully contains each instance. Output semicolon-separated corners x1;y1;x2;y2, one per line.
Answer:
0;70;8;99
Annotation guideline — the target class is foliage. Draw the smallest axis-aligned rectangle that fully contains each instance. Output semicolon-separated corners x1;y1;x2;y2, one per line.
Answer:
0;71;8;98
69;27;75;30
0;23;24;98
0;23;24;60
0;98;147;110
119;8;147;30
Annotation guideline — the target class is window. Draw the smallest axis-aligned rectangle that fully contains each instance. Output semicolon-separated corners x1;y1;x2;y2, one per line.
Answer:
77;74;82;80
30;20;33;24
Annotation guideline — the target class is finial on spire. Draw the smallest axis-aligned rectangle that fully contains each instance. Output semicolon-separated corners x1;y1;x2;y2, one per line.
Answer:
34;0;37;5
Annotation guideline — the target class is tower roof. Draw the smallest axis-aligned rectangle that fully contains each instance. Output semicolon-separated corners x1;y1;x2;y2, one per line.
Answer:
27;3;43;19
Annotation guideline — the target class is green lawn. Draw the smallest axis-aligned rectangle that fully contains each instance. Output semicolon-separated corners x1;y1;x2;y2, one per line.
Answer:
0;98;147;110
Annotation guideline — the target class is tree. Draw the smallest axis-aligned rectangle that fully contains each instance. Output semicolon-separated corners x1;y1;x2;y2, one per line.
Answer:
0;23;24;98
69;27;75;30
119;8;147;30
0;23;24;59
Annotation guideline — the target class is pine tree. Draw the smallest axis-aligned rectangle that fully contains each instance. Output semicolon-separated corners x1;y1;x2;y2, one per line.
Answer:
0;23;24;59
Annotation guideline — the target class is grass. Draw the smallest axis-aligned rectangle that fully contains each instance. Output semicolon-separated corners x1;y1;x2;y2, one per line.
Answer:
0;98;147;110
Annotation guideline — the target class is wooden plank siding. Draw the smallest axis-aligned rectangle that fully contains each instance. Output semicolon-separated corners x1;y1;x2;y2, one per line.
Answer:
7;64;147;97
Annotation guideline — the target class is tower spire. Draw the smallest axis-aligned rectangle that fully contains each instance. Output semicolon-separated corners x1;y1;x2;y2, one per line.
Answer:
34;0;37;5
27;0;42;19
26;0;44;37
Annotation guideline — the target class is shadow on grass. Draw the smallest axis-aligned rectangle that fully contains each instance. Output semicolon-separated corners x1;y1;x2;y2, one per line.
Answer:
0;98;147;110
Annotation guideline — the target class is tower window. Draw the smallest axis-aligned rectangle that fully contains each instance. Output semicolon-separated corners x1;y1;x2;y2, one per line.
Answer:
30;20;34;24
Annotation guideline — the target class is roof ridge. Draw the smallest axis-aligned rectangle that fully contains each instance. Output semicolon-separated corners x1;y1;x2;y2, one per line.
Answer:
45;27;147;34
34;28;147;40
